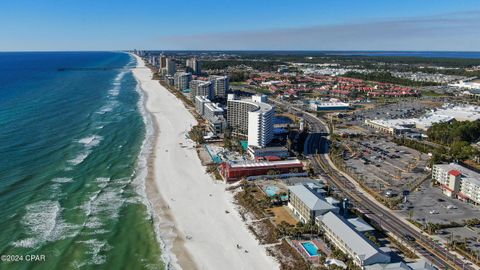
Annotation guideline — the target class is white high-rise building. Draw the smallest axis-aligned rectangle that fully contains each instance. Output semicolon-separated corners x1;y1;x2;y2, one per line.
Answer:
195;96;210;116
227;94;274;148
174;72;192;91
190;80;212;100
194;96;226;134
209;75;229;99
186;57;201;75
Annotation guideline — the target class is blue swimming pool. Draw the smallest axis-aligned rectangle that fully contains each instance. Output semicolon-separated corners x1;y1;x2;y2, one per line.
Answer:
204;144;222;164
301;241;319;257
265;186;278;197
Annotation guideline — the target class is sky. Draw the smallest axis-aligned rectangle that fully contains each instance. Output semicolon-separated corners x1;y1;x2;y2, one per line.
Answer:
0;0;479;51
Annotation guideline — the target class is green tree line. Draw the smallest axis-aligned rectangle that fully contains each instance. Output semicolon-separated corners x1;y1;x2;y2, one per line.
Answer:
343;71;440;87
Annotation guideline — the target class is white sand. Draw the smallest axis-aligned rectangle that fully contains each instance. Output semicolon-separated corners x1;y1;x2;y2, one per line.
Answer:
131;54;279;270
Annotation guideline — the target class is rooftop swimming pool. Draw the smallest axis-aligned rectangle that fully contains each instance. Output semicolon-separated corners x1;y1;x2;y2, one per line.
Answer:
301;241;319;257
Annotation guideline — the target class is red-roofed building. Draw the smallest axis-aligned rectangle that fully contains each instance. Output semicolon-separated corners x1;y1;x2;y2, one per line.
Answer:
449;170;462;177
220;159;304;181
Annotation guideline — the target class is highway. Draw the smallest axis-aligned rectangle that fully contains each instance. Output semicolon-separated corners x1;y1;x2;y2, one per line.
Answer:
271;98;474;270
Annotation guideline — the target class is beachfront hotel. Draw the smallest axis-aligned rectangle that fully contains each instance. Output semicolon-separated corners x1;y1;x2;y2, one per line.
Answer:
227;94;274;148
174;72;192;91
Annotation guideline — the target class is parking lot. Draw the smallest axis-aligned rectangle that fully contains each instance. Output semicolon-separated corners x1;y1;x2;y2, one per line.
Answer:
342;137;430;196
399;180;480;225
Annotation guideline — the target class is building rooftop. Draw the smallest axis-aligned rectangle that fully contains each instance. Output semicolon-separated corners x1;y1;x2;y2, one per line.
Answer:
228;95;274;114
319;212;390;265
227;159;302;169
204;102;224;113
435;163;480;186
288;184;337;212
364;262;409;270
347;218;375;232
432;105;480;121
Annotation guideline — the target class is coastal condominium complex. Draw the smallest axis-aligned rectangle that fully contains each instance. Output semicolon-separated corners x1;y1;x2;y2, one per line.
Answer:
186;57;201;75
227;94;274;148
194;96;226;134
195;96;210;116
288;183;339;224
164;58;176;76
318;212;391;267
209;75;229;99
432;163;480;204
159;54;167;69
190;80;213;100
174;72;192;91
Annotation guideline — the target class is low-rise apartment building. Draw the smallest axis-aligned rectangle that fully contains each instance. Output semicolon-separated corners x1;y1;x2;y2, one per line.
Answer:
318;212;391;267
287;183;339;224
432;163;480;204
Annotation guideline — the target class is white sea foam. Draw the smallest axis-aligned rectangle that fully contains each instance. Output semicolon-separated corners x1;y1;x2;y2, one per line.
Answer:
78;135;103;148
80;177;130;234
130;66;174;267
12;200;80;248
68;135;102;166
108;71;126;97
76;239;111;265
52;177;74;183
67;150;91;165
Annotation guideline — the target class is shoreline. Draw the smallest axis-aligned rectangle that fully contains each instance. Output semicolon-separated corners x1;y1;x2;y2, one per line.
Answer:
131;54;279;270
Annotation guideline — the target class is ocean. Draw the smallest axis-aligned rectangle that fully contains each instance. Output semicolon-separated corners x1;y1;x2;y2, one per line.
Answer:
0;52;165;269
321;51;480;59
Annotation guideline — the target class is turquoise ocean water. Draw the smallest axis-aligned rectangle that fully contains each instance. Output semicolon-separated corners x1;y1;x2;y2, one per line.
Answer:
0;52;164;269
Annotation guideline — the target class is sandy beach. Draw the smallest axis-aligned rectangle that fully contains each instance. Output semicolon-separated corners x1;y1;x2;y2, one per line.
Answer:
131;54;279;270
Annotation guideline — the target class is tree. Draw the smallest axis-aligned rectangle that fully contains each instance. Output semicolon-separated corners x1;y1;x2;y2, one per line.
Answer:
189;125;205;144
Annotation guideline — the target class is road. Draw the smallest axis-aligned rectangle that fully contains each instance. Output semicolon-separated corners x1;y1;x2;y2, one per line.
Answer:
271;98;474;270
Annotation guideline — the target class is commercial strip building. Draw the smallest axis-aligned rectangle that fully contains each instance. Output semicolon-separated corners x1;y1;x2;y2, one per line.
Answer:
432;163;480;204
309;101;351;111
174;72;192;91
365;104;480;135
318;212;391;267
287;183;339;224
219;159;304;181
449;81;480;90
365;119;416;135
227;94;275;148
